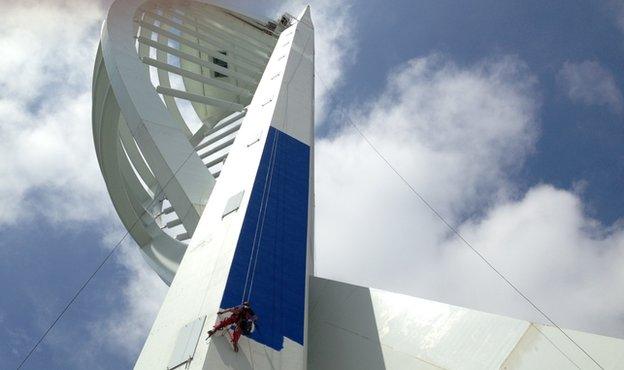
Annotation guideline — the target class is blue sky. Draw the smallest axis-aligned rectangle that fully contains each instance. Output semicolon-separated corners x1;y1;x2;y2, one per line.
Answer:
1;0;623;369
333;0;623;224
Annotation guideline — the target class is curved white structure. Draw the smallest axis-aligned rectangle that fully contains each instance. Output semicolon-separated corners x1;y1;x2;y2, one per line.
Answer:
94;0;315;369
93;0;290;285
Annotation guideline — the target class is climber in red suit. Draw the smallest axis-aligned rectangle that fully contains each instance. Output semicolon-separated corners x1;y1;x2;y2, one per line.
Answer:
207;301;257;352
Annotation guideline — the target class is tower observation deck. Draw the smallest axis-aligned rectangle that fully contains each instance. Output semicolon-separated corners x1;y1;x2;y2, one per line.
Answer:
93;1;624;369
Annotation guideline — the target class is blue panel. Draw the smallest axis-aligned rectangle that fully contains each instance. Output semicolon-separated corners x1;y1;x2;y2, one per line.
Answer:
220;127;310;351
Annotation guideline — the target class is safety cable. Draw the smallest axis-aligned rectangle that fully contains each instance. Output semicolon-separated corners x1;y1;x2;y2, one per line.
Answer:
246;132;281;302
15;147;201;370
532;324;581;369
318;74;604;369
241;130;280;303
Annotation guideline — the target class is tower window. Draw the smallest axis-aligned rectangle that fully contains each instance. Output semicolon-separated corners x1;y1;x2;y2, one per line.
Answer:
213;51;228;78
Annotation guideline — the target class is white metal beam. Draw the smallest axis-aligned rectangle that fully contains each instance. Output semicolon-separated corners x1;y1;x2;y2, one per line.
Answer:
156;86;245;112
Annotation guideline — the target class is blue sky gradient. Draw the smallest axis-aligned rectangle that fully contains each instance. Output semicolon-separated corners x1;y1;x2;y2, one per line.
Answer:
331;0;623;224
1;1;623;369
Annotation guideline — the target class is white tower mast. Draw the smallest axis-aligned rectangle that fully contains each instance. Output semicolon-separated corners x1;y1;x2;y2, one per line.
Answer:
93;1;314;368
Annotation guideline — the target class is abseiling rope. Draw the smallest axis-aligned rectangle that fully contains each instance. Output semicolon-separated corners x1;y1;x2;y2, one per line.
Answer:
238;130;282;370
241;129;281;304
246;132;281;302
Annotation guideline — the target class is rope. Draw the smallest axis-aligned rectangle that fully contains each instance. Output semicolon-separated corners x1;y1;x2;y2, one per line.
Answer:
320;74;604;369
241;129;280;303
246;133;281;301
15;148;201;370
532;324;581;369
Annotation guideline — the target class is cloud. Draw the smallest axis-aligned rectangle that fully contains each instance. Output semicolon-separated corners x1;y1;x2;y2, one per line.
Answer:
315;54;624;338
316;54;538;250
557;60;623;113
0;0;111;225
436;185;624;336
0;0;164;367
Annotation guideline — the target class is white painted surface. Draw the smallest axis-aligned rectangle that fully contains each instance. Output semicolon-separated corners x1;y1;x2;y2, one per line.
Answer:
268;7;315;147
168;316;206;370
309;277;624;370
94;0;280;286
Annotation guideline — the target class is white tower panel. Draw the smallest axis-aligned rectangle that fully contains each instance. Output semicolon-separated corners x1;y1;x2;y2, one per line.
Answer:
308;277;624;370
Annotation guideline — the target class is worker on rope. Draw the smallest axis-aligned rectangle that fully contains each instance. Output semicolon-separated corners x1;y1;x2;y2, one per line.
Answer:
207;301;257;352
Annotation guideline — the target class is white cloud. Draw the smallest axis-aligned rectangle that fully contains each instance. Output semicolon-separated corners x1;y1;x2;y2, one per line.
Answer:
558;60;623;113
315;54;624;338
0;0;165;366
0;0;111;225
436;185;624;336
316;54;538;271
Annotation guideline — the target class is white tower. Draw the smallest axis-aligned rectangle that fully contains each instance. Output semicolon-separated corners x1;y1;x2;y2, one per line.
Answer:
93;1;624;369
93;0;313;368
